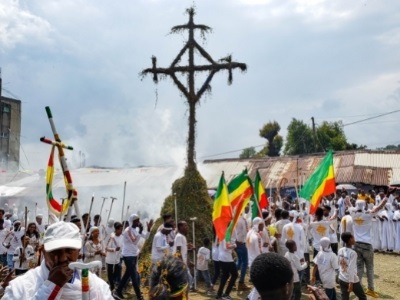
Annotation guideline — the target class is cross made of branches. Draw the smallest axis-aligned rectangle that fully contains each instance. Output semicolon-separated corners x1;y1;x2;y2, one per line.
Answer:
142;7;247;170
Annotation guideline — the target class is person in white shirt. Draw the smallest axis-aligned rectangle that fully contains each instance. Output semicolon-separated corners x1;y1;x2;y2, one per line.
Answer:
13;235;35;276
2;221;113;299
84;227;104;276
211;233;221;288
3;220;25;271
378;203;395;252
0;219;9;267
394;206;400;253
35;215;46;236
275;210;291;256
284;240;307;300
351;197;387;298
196;237;214;295
338;232;366;300
105;222;123;292
216;238;237;300
173;220;194;290
246;217;264;268
339;210;354;245
312;237;339;300
309;208;333;257
113;214;153;300
322;205;339;254
151;222;173;264
233;207;251;291
281;211;306;260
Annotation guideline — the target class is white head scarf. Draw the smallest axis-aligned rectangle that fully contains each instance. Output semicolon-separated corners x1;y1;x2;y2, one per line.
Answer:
320;237;331;252
252;217;263;231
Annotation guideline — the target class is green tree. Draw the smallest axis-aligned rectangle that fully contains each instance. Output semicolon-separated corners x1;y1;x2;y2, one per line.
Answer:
315;121;347;151
259;121;283;156
346;143;368;150
378;144;400;150
284;118;314;155
239;147;257;158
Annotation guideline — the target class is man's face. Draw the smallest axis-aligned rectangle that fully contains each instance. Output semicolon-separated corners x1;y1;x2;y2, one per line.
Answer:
44;248;80;270
132;219;140;227
179;222;188;235
258;222;264;232
115;227;123;236
323;208;329;217
36;217;43;225
13;223;20;231
94;217;100;225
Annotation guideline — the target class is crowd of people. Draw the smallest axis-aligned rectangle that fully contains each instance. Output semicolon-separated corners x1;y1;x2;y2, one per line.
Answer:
0;187;398;299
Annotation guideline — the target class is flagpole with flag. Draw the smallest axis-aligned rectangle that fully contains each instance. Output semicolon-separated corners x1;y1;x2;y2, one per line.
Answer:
225;169;254;241
299;149;336;214
251;169;269;220
212;172;232;241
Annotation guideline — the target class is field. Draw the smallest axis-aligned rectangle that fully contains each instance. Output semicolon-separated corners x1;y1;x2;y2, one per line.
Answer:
122;252;400;300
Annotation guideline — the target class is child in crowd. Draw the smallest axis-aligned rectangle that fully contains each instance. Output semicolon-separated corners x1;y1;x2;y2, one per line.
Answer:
284;240;307;300
105;222;123;292
312;237;339;300
13;236;35;276
196;237;214;295
338;232;366;300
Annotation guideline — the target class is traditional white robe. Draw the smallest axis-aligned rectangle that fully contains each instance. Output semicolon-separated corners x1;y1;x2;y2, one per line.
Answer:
2;260;113;299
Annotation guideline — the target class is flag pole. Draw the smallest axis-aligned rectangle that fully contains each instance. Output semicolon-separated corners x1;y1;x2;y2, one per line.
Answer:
121;181;126;221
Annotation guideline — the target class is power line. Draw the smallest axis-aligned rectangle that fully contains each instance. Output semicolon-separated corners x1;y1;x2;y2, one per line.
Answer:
342;109;400;127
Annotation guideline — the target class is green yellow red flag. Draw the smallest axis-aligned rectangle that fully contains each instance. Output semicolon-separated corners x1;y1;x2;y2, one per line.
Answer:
299;149;336;214
212;172;232;241
225;169;254;241
251;170;269;220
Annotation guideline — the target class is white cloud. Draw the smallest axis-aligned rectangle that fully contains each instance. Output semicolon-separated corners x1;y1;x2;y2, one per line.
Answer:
0;0;52;51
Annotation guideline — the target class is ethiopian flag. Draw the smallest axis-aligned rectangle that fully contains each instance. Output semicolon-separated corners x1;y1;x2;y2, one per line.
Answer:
299;149;336;214
251;170;269;220
213;172;232;241
225;169;254;241
228;169;253;209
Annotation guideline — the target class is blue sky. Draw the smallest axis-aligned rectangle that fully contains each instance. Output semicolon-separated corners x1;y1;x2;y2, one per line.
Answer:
1;0;400;171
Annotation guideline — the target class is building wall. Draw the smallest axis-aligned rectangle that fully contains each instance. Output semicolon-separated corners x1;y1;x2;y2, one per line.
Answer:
0;96;21;171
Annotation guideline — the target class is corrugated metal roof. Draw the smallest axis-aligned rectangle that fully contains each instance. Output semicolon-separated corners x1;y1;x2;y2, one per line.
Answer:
203;150;400;189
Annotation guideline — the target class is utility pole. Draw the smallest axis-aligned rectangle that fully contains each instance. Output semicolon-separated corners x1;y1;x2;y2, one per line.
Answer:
311;116;317;152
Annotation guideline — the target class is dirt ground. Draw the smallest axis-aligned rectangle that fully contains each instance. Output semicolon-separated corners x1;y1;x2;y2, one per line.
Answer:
121;252;400;300
186;252;400;300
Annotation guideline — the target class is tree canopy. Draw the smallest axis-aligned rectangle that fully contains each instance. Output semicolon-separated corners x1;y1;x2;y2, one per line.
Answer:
258;121;283;157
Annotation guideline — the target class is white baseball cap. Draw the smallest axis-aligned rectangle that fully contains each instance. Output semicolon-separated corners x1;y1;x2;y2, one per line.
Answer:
43;221;82;252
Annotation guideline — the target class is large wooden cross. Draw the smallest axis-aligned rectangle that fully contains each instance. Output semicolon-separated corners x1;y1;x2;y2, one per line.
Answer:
142;7;246;169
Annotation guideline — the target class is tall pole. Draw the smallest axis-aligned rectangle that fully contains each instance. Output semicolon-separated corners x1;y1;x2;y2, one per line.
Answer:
107;197;117;222
190;217;197;290
311;116;317;152
174;193;178;225
121;181;126;221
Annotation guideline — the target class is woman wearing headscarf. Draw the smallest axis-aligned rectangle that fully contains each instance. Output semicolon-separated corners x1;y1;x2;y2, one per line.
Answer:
84;226;105;276
311;237;339;300
246;217;264;268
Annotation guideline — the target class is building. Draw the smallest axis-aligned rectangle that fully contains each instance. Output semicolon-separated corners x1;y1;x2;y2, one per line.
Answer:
0;71;22;171
203;149;400;196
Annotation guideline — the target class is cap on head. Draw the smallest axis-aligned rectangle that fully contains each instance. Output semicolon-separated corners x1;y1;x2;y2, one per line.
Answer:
43;221;82;252
36;214;43;219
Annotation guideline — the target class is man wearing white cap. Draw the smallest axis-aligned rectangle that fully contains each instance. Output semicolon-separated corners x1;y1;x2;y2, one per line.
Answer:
2;221;113;299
